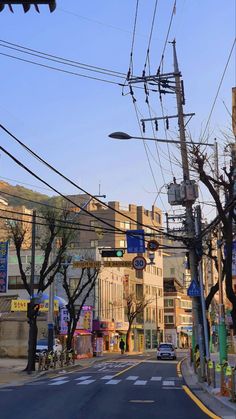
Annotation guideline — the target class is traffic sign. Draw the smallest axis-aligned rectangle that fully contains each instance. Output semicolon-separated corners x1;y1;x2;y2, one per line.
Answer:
132;256;147;270
187;279;201;297
126;229;145;253
147;239;159;252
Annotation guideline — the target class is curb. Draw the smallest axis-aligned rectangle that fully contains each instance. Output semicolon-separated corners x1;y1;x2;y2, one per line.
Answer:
181;357;236;415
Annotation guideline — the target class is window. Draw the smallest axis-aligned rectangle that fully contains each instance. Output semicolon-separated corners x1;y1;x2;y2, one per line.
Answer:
90;240;98;248
119;240;126;248
180;315;192;324
120;221;130;230
164;315;174;324
180;300;192;309
164;299;174;307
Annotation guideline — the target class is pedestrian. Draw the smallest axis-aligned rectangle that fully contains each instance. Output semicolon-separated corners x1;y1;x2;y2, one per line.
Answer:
119;338;125;354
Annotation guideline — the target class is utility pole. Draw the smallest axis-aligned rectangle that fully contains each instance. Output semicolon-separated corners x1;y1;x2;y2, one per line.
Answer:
127;40;205;379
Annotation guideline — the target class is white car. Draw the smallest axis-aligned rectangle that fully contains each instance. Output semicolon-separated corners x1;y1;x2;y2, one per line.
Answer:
157;343;176;360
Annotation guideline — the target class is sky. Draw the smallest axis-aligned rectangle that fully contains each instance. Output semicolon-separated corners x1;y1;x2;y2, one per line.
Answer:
0;0;235;222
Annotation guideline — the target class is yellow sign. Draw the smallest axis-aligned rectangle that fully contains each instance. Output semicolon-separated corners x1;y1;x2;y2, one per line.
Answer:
208;361;213;369
225;366;232;376
11;299;59;312
73;260;133;269
215;363;221;372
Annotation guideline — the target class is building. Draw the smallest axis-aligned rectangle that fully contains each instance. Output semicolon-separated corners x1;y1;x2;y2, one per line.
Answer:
164;277;192;348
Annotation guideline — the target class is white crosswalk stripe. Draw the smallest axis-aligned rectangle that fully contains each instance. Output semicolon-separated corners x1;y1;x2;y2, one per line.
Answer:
162;380;175;386
105;379;121;385
50;377;68;381
126;376;139;381
74;376;92;381
150;377;162;381
77;380;96;385
48;380;69;386
100;375;114;380
134;380;147;385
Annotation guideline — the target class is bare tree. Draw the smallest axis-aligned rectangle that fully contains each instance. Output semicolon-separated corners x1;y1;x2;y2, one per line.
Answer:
125;293;151;352
61;263;99;350
7;207;74;372
191;145;236;334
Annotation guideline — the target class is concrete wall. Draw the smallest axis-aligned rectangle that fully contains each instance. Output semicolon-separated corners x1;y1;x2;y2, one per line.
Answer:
0;314;47;358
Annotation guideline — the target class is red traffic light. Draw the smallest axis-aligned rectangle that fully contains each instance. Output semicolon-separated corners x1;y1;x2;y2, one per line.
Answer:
0;1;56;12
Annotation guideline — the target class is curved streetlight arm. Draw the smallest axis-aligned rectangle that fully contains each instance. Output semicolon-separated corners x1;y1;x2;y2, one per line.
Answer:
109;131;214;146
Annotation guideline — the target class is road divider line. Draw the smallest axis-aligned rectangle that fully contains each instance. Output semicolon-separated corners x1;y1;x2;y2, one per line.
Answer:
182;385;221;419
114;362;142;377
177;357;186;377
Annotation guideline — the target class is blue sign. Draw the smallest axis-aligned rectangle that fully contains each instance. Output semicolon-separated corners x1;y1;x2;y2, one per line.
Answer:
126;229;145;254
0;242;8;293
187;278;201;297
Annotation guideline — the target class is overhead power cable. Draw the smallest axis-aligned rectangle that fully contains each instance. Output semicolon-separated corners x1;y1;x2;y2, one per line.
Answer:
157;0;176;73
128;0;140;78
0;123;167;236
0;40;126;79
143;0;159;74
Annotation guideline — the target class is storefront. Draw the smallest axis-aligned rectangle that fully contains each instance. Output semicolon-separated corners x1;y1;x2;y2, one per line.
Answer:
93;320;115;352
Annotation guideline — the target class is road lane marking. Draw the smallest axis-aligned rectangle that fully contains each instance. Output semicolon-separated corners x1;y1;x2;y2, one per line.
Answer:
114;361;141;377
77;380;95;385
126;376;139;380
48;380;69;385
74;376;92;381
49;377;68;381
105;379;121;385
134;380;147;385
100;375;114;380
129;400;155;403
163;387;182;390
163;380;175;386
182;385;221;419
150;376;162;381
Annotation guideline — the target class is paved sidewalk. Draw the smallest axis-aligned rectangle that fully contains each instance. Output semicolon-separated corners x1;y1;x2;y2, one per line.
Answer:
0;352;142;388
181;357;236;419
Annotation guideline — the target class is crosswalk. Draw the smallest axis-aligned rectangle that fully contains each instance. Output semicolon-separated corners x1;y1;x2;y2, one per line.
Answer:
33;374;182;388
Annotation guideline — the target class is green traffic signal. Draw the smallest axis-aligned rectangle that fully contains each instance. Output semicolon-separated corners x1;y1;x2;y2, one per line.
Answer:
101;249;124;257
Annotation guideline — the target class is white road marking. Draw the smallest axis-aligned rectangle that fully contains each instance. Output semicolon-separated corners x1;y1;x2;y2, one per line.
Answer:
74;376;92;381
162;387;182;390
126;376;139;381
100;375;114;380
77;380;95;385
48;380;69;386
105;379;121;385
162;380;175;386
150;377;162;381
134;380;147;386
50;376;68;381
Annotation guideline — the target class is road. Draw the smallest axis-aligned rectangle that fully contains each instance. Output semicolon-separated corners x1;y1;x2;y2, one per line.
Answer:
0;354;211;419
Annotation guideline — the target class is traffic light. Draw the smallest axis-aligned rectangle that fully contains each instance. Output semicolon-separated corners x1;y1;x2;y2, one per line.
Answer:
0;1;56;13
101;249;124;258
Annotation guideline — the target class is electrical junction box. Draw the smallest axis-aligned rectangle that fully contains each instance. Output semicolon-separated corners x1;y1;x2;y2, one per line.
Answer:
167;183;183;205
180;180;198;202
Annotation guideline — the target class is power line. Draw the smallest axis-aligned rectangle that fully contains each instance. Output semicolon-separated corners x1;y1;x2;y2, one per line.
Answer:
0;123;167;236
0;40;126;78
143;0;159;74
0;51;123;86
157;0;176;73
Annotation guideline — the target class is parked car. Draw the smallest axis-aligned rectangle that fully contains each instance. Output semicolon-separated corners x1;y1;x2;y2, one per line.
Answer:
157;343;176;360
35;338;62;361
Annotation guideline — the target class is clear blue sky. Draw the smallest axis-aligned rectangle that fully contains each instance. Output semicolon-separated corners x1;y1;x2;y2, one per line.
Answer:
0;1;235;219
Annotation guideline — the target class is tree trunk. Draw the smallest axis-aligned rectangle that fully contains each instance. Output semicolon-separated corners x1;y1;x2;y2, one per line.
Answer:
66;318;77;350
25;316;38;372
126;325;132;352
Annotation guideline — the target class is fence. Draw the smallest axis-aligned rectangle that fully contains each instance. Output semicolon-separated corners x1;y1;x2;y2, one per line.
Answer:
38;349;75;372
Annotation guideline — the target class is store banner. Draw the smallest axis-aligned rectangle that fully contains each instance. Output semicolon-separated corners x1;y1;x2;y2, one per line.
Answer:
0;242;8;293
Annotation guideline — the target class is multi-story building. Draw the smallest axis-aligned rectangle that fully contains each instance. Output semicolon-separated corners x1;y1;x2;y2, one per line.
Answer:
164;277;192;348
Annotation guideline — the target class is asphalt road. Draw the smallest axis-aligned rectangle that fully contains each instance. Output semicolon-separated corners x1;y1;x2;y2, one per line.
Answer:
0;356;210;419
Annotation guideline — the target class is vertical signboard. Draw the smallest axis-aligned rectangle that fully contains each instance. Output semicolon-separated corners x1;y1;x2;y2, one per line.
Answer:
0;242;8;293
59;308;69;335
76;306;93;331
126;229;145;253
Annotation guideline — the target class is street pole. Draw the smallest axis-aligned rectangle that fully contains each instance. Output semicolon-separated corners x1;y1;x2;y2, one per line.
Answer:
156;293;159;347
30;210;36;299
214;140;227;363
172;41;205;378
195;205;210;361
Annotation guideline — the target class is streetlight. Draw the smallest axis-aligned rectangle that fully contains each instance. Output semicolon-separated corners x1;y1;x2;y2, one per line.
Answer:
109;131;214;146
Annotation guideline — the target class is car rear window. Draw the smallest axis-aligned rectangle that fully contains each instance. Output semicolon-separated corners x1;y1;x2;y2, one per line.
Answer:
159;344;173;349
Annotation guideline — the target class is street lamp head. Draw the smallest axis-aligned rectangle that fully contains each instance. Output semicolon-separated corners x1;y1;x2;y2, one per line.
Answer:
108;132;132;140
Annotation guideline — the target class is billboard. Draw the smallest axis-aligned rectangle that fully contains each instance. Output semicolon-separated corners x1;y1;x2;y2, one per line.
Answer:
0;242;8;293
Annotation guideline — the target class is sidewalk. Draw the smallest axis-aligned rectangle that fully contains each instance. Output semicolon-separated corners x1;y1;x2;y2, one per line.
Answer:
0;351;142;388
181;356;236;419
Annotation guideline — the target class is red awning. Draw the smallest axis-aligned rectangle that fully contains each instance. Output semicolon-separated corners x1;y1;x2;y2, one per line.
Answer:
74;329;91;336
